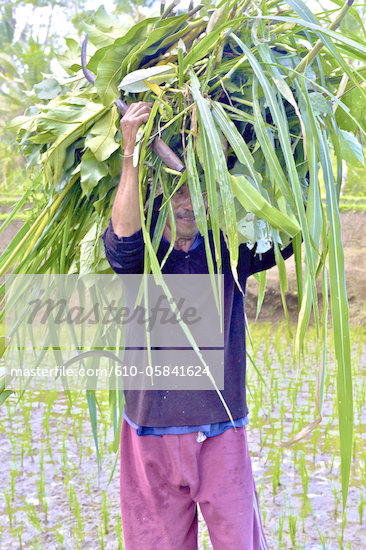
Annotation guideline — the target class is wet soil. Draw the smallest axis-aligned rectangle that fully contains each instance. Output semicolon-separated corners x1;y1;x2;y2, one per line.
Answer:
1;339;365;550
245;211;366;327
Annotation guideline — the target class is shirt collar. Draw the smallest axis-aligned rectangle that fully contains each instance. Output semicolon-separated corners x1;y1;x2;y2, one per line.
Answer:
161;232;203;252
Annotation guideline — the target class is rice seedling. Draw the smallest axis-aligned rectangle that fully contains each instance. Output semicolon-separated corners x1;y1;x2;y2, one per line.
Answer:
288;513;298;548
301;517;306;538
244;323;366;548
310;428;321;463
10;523;24;549
36;466;46;501
36;457;48;524
358;492;365;525
352;433;361;459
202;529;210;550
329;453;337;475
332;482;341;519
4;489;14;528
269;379;277;410
10;468;17;500
102;489;110;534
259;429;271;452
279;400;286;441
98;522;105;550
271;449;282;499
21;498;42;532
262;508;267;528
114;515;124;550
250;386;261;426
337;511;348;549
61;435;68;476
70;486;85;543
362;452;366;489
356;384;365;426
317;527;328;550
277;514;285;547
297;452;309;510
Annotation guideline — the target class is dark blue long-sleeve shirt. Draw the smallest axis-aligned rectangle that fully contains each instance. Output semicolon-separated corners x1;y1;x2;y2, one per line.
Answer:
102;212;294;427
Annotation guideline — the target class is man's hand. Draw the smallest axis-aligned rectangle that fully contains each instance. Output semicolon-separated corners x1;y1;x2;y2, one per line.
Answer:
121;102;152;156
111;102;152;238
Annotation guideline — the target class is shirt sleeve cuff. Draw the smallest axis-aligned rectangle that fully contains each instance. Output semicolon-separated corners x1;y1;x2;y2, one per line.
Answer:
102;219;143;253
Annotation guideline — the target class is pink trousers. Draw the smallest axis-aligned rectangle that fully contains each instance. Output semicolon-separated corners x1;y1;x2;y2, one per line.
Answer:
120;419;268;550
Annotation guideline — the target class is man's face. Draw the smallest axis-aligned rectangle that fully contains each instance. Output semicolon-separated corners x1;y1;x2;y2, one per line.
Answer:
166;183;199;240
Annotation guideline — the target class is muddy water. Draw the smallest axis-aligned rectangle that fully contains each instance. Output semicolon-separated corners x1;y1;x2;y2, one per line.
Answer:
245;335;366;550
0;393;124;549
0;339;365;549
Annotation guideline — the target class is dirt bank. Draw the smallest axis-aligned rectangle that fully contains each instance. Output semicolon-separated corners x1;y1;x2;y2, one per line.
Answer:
0;220;23;256
246;211;366;326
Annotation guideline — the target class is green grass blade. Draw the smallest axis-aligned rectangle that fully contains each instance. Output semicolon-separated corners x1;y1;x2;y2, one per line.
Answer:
253;271;266;321
111;392;125;453
211;101;262;192
319;128;353;510
252;90;297;211
197;124;222;276
295;89;324;358
230;175;300;237
86;389;101;471
273;238;292;335
183;20;234;70
317;266;328;415
293;232;303;308
189;69;240;288
231;33;319;333
195;122;223;323
186;137;220;312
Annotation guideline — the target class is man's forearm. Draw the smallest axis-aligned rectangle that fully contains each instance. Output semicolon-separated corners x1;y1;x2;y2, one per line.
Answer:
111;156;141;238
110;102;152;238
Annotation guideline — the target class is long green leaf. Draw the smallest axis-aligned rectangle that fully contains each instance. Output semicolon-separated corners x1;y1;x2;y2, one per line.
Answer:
230;175;300;236
319;127;353;510
252;90;297;211
85;105;119;161
196;124;223;316
211;101;263;192
94;17;159;104
186;136;220;313
231;34;320;333
189;69;240;288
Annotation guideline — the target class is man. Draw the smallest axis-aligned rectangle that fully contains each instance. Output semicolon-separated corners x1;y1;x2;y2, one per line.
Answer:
102;102;294;549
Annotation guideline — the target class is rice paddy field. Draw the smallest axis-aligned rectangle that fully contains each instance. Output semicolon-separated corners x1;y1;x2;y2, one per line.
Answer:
0;322;365;549
1;0;366;546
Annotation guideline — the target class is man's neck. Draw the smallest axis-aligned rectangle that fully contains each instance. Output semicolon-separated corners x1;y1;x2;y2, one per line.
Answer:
163;227;196;253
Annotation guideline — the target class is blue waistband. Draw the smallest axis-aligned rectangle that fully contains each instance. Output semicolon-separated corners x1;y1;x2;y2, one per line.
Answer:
123;410;249;437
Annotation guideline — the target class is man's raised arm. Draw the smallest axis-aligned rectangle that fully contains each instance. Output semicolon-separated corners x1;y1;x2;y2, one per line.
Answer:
111;102;152;238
